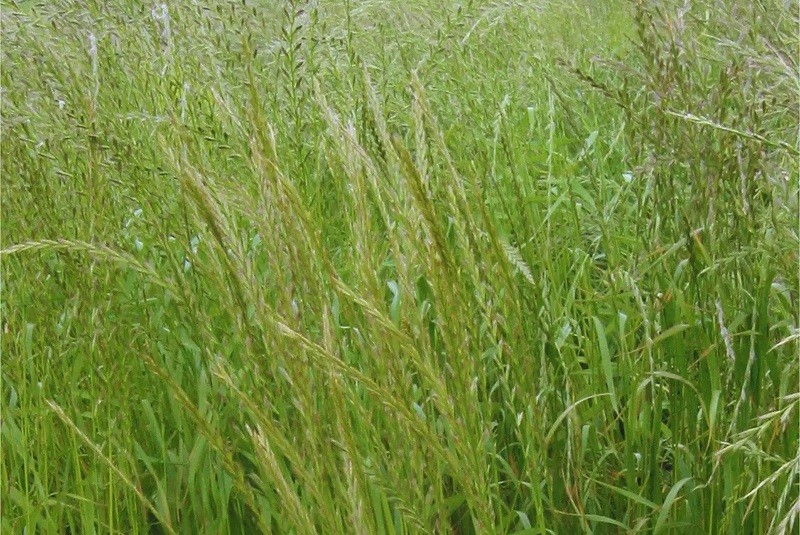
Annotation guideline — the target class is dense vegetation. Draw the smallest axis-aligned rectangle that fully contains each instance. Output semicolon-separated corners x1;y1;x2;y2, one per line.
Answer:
2;0;797;533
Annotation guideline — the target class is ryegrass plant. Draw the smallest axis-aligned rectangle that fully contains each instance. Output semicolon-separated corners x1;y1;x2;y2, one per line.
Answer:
2;0;797;533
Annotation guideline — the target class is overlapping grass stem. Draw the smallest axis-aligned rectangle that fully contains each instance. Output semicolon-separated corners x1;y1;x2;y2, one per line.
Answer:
2;0;797;533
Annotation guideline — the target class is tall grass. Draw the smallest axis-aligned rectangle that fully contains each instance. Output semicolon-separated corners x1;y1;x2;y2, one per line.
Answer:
2;0;797;533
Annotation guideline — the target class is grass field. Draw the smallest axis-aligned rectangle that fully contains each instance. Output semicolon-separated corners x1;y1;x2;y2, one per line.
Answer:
2;0;798;533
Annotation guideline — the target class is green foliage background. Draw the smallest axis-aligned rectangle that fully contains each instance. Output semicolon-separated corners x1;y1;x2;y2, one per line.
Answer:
2;0;797;533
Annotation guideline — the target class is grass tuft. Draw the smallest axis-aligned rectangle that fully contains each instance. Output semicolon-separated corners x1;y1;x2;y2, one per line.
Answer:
2;0;796;533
